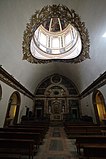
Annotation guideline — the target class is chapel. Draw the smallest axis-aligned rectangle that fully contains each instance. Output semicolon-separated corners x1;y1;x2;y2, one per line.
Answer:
0;0;106;158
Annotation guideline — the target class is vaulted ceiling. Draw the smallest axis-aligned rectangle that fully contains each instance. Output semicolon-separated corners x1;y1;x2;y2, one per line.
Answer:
0;0;106;94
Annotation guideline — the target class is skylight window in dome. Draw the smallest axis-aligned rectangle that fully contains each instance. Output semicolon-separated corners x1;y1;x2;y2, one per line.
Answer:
39;32;46;46
52;37;60;48
65;32;71;46
22;4;90;63
31;23;82;59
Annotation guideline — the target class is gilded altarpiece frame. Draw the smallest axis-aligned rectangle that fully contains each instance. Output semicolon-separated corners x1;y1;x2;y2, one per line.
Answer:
34;74;80;121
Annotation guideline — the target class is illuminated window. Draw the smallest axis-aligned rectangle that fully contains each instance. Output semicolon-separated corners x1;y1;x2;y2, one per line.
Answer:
0;84;2;100
30;18;82;59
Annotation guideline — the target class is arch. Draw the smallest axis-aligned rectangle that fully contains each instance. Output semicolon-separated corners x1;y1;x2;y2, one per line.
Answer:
34;74;80;122
93;90;106;125
4;91;21;127
0;84;2;101
35;73;79;95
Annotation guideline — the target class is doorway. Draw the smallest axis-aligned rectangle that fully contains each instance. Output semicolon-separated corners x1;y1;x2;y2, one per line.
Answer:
36;108;42;119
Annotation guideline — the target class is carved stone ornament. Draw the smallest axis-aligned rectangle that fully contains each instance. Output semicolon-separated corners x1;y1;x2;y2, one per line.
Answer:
22;4;90;64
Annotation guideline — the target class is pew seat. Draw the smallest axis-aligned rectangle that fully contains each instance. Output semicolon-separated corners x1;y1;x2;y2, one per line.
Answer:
64;125;102;138
79;144;106;159
0;127;45;144
0;154;21;159
0;131;41;149
0;138;36;159
75;135;106;157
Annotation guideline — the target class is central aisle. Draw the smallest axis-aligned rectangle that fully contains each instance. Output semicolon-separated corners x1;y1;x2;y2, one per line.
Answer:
35;127;78;159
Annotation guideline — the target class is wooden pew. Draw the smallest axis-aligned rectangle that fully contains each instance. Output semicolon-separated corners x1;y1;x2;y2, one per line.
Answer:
0;131;41;150
9;125;48;138
12;123;49;129
18;121;49;131
64;125;102;138
0;138;36;159
79;144;106;159
0;127;45;144
0;121;50;158
0;154;20;159
75;135;106;155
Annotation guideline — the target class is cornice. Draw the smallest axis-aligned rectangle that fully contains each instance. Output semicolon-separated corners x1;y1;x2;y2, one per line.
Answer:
80;71;106;99
0;66;35;99
0;66;105;100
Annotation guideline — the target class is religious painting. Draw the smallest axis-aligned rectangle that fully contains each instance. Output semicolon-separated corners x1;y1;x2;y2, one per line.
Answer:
50;18;60;32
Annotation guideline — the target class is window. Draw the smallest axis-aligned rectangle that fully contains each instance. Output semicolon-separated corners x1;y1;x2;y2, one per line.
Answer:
0;84;2;100
4;91;21;127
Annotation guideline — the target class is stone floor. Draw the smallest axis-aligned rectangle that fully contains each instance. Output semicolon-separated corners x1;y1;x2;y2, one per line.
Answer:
34;127;79;159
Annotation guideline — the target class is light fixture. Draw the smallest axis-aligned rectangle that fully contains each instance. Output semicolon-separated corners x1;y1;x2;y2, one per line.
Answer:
22;5;90;64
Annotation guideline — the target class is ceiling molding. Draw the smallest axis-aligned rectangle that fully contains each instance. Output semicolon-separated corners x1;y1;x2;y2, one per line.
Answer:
0;66;105;100
80;71;106;99
0;66;35;99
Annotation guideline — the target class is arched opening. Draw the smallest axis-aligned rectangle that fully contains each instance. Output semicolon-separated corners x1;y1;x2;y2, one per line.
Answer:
34;74;80;124
4;91;21;127
0;84;2;101
93;90;106;125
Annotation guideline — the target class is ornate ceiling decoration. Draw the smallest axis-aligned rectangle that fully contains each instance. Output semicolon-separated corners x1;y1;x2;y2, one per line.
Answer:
22;4;90;64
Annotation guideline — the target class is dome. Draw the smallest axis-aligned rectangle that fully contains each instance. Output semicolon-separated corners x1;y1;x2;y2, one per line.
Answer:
23;5;90;63
30;18;82;59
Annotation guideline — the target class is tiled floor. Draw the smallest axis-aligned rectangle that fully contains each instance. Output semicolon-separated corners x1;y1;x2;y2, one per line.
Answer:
34;127;79;159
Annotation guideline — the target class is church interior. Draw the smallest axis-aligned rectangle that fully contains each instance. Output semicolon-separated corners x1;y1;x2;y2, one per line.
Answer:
0;0;106;158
